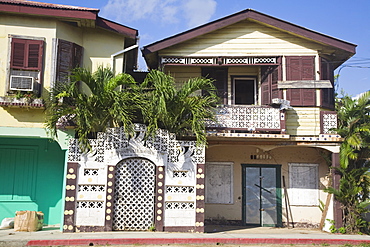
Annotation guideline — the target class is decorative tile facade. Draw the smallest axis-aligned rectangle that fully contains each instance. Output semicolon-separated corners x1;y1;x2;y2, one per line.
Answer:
64;124;205;232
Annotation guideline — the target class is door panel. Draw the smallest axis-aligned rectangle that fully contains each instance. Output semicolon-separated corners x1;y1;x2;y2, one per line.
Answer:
242;165;281;227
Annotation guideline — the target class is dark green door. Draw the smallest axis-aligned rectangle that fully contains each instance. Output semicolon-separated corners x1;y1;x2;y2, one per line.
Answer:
242;164;282;227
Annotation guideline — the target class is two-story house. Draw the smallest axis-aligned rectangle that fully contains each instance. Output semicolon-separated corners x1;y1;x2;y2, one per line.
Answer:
0;0;138;227
141;9;356;230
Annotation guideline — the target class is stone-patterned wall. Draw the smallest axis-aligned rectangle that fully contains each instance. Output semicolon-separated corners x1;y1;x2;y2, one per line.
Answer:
64;124;205;232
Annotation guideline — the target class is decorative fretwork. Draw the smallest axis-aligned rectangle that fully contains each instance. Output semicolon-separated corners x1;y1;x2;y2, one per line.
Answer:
113;158;155;231
83;169;99;176
321;111;337;134
77;201;104;208
78;185;105;192
166;186;195;194
165;202;195;210
160;56;278;65
173;171;188;178
206;105;281;131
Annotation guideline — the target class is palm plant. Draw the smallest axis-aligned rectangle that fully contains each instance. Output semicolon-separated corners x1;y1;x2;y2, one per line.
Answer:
45;66;140;151
325;90;370;234
137;70;219;146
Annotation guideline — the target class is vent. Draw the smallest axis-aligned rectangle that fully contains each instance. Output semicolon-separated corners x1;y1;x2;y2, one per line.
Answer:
10;75;34;91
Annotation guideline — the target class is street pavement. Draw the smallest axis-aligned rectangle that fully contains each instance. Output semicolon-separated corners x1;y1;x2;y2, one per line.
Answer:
0;225;369;247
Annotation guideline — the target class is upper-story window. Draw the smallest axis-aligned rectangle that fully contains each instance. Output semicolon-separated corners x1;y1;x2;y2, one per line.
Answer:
9;37;44;95
285;56;316;107
7;37;83;97
54;39;83;84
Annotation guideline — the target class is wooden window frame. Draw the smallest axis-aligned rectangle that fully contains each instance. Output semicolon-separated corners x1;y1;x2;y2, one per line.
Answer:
10;38;43;71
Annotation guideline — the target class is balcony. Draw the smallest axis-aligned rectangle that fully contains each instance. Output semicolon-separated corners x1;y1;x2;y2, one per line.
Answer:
206;105;285;134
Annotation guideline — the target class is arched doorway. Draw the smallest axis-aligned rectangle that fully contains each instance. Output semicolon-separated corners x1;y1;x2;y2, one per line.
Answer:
113;158;156;231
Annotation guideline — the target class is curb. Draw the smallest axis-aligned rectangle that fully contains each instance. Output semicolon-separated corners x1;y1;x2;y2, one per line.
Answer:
27;238;370;246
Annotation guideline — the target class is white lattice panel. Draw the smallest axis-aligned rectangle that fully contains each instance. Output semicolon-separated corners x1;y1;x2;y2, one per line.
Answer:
113;158;155;231
322;113;337;134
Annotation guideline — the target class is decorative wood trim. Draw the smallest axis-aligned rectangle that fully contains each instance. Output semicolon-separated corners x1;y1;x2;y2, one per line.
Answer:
154;166;165;232
161;56;278;66
195;164;205;233
63;162;79;233
143;9;356;55
320;111;337;134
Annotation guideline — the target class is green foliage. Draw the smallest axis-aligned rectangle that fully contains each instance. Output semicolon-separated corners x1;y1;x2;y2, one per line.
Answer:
324;91;370;235
44;66;139;152
45;68;219;151
136;69;219;146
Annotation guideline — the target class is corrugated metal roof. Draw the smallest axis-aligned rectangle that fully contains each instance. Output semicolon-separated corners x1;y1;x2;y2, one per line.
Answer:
0;0;99;11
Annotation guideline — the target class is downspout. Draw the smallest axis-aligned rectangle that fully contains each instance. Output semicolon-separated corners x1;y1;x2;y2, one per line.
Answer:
111;37;139;74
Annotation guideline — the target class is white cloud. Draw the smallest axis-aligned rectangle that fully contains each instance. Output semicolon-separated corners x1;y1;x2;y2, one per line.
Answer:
101;0;216;28
183;0;217;28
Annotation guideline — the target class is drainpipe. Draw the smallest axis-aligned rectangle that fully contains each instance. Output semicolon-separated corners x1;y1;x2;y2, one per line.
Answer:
111;37;139;74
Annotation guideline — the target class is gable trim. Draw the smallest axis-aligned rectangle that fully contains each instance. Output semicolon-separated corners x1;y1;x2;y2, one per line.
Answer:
142;9;356;55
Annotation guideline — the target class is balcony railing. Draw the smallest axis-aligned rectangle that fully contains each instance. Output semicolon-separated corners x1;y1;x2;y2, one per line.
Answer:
206;105;285;133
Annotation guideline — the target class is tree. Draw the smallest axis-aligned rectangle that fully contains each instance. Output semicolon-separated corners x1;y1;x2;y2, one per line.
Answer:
45;68;219;151
325;91;370;234
45;66;140;151
137;69;219;146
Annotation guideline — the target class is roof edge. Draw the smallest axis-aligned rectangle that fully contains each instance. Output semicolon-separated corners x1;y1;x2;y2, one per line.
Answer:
143;9;356;56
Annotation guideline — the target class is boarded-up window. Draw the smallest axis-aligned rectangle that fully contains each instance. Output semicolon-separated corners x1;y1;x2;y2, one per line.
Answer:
206;162;233;204
56;39;83;84
0;146;38;201
288;163;318;206
10;38;43;71
286;56;316;106
202;68;228;104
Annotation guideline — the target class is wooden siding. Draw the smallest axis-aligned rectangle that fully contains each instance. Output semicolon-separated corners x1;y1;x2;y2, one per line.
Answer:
159;20;320;57
285;107;321;136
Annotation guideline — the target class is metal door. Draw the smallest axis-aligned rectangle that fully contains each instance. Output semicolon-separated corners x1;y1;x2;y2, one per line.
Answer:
113;158;155;231
242;164;282;227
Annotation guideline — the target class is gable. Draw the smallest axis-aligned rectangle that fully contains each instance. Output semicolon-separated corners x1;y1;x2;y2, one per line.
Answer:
159;20;320;57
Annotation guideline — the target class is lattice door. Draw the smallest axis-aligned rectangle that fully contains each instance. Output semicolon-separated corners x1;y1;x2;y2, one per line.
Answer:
113;158;155;231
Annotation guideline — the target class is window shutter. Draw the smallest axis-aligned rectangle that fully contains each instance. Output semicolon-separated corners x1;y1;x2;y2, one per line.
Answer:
286;56;315;106
261;66;271;105
11;38;43;70
56;39;83;84
11;40;26;68
261;57;282;105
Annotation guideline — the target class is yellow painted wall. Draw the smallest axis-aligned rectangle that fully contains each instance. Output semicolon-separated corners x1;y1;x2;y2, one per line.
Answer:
205;144;330;225
0;14;127;128
285;107;322;136
159;20;319;57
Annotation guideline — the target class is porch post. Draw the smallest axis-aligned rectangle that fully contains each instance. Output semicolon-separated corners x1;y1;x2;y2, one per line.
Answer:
332;152;343;228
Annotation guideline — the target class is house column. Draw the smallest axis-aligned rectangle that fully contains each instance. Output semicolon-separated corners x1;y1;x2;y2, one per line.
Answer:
332;152;343;228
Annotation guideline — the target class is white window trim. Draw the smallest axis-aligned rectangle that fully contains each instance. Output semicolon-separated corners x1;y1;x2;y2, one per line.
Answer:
232;77;257;105
205;162;234;204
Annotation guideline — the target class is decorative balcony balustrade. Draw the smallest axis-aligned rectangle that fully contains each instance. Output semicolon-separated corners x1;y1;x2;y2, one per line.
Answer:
320;111;337;134
206;105;285;133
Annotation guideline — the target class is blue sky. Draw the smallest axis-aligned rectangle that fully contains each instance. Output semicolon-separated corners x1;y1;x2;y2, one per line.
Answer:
37;0;370;97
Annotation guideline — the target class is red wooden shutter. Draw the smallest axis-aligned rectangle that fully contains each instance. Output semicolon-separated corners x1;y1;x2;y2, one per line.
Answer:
261;66;271;105
286;56;315;106
11;38;43;70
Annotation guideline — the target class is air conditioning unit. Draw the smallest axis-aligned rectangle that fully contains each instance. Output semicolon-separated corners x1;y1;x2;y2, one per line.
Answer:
10;75;34;91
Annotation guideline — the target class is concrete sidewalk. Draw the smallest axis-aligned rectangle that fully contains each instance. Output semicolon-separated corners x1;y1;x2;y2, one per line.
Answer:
0;226;369;246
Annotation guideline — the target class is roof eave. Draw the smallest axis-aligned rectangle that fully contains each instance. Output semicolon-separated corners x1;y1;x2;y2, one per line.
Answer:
143;9;356;56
